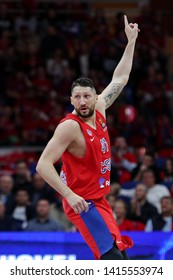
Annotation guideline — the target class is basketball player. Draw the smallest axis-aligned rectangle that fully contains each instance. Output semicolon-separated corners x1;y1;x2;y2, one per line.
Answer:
36;15;139;259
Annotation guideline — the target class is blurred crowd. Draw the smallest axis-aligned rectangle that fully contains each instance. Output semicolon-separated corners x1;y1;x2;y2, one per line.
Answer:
0;1;173;232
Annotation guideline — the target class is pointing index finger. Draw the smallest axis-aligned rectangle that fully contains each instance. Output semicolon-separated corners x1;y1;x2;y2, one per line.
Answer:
124;15;128;27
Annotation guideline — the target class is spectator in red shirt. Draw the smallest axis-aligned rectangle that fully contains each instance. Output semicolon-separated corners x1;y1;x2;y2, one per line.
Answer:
113;198;145;231
112;136;137;184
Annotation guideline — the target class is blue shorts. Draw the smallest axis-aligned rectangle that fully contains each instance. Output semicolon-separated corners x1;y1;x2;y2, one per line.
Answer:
63;196;133;259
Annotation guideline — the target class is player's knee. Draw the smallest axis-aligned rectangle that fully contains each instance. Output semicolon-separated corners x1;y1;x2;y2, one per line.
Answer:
100;245;123;260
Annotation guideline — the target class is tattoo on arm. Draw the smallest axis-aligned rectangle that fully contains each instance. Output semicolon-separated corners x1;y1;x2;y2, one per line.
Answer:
104;83;122;109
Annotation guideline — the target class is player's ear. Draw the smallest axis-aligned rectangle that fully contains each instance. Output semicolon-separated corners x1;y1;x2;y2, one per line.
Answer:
70;96;73;105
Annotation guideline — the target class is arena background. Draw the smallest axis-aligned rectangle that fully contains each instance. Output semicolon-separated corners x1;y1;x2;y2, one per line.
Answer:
0;0;173;260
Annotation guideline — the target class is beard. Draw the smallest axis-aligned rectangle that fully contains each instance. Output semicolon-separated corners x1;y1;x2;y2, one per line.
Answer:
74;105;95;118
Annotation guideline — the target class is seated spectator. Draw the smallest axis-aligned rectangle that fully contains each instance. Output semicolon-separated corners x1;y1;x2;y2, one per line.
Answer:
106;193;117;219
128;183;158;224
159;157;173;183
12;160;32;193
31;173;70;229
120;169;171;213
139;169;171;213
107;193;117;209
145;196;173;231
0;174;15;214
112;136;137;184
131;152;159;182
25;199;65;231
113;198;145;231
8;188;36;227
0;201;22;231
31;172;61;207
109;182;121;197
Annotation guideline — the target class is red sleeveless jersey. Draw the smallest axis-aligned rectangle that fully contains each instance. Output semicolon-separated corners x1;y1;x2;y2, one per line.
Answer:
60;110;111;200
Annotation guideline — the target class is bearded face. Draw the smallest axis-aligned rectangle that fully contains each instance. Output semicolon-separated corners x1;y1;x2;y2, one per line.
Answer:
71;86;98;118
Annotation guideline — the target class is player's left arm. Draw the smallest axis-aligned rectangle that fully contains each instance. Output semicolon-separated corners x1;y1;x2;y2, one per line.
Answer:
96;15;139;116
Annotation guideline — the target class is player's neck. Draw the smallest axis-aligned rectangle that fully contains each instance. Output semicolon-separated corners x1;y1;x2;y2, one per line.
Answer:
81;114;96;129
72;110;96;129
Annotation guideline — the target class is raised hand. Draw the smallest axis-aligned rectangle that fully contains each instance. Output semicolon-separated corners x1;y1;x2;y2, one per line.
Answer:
124;15;140;41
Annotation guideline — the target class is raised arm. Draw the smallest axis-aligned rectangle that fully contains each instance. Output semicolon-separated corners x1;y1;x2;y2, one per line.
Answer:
97;15;139;114
36;120;90;214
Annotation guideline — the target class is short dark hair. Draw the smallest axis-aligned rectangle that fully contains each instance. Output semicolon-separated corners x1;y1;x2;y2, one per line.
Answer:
37;198;50;205
161;196;173;204
71;77;95;92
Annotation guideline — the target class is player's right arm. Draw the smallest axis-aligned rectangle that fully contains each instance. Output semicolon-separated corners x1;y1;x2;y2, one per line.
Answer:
36;120;90;214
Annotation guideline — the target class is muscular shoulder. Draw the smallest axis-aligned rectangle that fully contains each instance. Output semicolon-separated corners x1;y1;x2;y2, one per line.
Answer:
58;119;81;131
55;119;81;141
